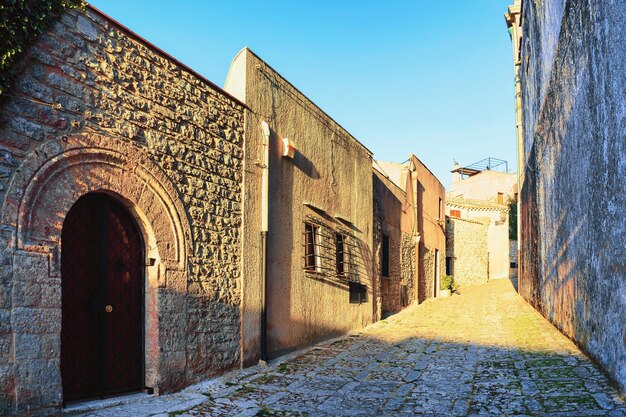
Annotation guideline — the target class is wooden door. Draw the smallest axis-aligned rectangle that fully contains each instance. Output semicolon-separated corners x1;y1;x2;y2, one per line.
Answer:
61;193;144;402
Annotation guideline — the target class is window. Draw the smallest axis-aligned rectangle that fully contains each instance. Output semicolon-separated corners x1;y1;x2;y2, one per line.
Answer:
438;197;443;219
335;233;345;277
304;223;321;272
498;192;504;204
446;256;452;275
510;262;518;268
450;209;461;218
349;281;367;304
381;234;390;277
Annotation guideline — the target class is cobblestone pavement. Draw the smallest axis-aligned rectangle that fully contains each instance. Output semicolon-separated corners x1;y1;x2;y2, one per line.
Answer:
79;280;626;416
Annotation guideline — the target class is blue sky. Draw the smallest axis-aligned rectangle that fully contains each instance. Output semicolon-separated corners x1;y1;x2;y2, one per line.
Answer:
89;0;516;186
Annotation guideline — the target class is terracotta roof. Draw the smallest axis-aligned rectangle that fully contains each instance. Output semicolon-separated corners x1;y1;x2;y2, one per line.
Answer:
446;216;489;226
446;197;509;212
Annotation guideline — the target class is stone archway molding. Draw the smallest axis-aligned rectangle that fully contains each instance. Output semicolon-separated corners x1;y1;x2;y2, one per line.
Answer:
2;133;191;278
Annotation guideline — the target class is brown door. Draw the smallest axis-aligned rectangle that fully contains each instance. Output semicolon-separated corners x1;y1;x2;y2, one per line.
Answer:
61;193;144;402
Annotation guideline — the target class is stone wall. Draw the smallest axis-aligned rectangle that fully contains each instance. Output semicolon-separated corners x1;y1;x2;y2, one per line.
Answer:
0;6;244;414
400;234;415;306
445;217;488;286
519;0;626;393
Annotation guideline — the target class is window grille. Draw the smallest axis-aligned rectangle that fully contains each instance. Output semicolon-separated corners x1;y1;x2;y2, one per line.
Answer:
303;216;362;284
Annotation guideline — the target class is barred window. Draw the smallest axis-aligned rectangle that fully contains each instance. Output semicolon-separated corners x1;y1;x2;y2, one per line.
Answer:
335;233;345;276
304;223;321;272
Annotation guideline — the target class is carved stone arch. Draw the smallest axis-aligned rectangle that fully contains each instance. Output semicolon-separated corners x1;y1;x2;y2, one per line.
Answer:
2;133;191;277
1;133;193;401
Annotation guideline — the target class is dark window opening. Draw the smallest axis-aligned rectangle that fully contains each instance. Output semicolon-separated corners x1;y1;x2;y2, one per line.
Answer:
381;234;390;277
510;262;518;268
304;223;320;272
335;233;345;276
349;281;367;304
446;256;452;275
438;197;443;219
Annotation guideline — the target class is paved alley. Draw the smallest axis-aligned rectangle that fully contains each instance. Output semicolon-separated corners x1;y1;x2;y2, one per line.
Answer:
77;280;626;417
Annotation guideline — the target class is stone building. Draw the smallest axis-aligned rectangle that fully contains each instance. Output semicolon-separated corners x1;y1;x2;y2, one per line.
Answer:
0;5;377;414
224;48;375;362
446;197;508;284
445;159;516;283
373;164;415;315
506;0;626;393
374;155;446;309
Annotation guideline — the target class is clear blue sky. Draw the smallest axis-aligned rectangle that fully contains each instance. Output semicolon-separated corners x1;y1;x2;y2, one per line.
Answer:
89;0;516;186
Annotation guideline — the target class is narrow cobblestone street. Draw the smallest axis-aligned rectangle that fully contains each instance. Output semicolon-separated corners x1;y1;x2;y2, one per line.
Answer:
78;280;626;417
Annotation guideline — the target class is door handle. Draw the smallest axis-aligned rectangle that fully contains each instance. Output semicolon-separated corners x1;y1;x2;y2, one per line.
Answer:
105;305;113;313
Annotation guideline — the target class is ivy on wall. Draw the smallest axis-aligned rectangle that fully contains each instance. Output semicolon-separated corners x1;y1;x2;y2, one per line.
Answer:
0;0;85;99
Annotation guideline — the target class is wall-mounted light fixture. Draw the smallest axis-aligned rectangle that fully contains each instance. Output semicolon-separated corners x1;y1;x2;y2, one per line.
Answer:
282;137;296;159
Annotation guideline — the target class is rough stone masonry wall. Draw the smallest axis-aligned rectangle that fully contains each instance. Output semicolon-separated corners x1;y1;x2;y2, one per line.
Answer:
520;0;626;392
418;244;440;302
400;234;415;304
445;217;488;287
381;233;402;314
0;7;244;414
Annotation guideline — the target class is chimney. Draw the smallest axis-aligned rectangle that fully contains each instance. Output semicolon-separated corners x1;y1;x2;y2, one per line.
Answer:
452;160;461;183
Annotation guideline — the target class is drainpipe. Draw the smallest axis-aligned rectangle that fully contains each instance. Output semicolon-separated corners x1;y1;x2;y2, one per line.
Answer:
260;120;270;363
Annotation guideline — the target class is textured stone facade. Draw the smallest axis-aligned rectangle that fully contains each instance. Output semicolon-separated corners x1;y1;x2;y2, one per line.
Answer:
515;0;626;393
0;6;244;414
445;216;488;286
400;233;416;306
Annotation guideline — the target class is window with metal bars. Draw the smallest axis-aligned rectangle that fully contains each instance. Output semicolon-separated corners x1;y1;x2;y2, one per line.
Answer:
335;232;345;277
304;222;321;272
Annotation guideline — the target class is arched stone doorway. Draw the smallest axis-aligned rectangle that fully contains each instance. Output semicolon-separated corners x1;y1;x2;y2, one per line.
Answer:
61;193;145;401
0;134;192;410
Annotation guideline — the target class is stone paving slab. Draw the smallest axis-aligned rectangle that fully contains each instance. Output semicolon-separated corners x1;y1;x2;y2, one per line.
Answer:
69;279;626;416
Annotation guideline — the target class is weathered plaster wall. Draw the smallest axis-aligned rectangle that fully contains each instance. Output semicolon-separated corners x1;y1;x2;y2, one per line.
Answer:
519;0;626;393
411;156;446;301
225;49;374;359
0;7;244;414
447;171;517;202
373;168;414;314
445;216;488;286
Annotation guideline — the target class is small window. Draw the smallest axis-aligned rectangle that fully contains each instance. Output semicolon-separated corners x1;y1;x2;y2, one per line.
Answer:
349;281;367;304
498;192;504;204
335;233;345;276
510;262;518;268
438;197;443;219
450;209;461;218
381;234;390;277
304;223;321;272
446;257;452;275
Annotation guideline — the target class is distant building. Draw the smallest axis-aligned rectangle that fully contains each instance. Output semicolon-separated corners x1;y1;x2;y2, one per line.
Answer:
374;155;446;312
445;158;516;284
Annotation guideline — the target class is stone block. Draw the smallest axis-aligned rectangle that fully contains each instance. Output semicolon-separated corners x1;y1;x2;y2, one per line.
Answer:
11;282;41;308
11;308;61;335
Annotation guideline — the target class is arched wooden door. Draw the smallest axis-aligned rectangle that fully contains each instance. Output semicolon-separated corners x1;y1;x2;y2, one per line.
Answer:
61;193;145;402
